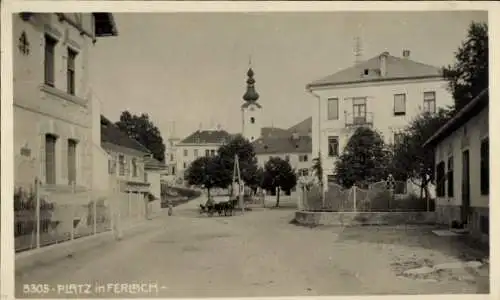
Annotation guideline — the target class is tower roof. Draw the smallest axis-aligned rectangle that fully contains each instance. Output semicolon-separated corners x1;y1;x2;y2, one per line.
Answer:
243;67;260;102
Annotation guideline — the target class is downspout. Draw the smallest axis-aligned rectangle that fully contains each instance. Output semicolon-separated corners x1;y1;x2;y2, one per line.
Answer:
307;87;326;195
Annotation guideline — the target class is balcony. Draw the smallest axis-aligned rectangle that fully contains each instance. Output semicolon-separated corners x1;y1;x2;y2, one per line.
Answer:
344;112;374;128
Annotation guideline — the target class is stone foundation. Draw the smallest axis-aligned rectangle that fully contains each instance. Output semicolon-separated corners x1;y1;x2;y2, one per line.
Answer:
470;206;489;246
294;211;436;226
435;204;461;226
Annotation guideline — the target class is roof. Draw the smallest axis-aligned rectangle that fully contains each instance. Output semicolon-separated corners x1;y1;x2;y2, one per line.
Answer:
144;156;167;170
287;117;312;136
307;52;442;89
100;115;151;154
241;101;262;109
253;135;312;155
260;127;289;138
179;129;232;145
423;89;489;148
253;117;312;155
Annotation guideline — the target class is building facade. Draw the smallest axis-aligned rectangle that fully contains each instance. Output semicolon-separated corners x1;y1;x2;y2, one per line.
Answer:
13;13;117;191
174;129;232;183
253;117;313;177
423;89;489;244
306;50;454;183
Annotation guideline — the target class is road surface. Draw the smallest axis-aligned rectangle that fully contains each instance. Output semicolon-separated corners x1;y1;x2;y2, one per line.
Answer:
16;197;489;297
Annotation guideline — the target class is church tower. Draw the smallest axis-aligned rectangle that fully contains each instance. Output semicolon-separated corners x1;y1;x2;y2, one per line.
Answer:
241;66;262;142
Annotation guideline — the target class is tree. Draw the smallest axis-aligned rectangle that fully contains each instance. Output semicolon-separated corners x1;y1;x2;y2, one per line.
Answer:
443;21;488;111
115;111;166;162
334;127;390;188
184;156;231;199
261;157;297;207
390;109;453;199
217;134;259;192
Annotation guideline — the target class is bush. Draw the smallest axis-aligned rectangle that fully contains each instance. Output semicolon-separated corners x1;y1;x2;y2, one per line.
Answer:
14;187;55;237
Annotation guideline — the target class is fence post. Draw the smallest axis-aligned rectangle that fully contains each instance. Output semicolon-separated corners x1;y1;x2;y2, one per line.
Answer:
353;184;357;212
35;178;41;249
92;191;97;235
70;181;75;241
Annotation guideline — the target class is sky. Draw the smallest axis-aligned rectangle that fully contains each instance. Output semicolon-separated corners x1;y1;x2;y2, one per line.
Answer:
89;11;487;142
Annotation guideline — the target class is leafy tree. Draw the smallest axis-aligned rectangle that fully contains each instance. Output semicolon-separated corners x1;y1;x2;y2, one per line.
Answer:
115;111;166;162
217;134;259;192
311;152;324;185
390;109;453;199
261;157;297;207
334;127;390;188
184;156;231;198
443;21;488;111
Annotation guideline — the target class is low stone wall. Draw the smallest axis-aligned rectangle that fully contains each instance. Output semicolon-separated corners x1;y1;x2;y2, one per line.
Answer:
295;211;436;226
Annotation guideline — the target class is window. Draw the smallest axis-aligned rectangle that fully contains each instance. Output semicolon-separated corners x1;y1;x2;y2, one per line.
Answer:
170;153;174;161
480;215;489;235
144;172;148;183
447;156;454;197
67;139;77;185
299;169;309;177
118;155;125;176
171;166;176;175
67;48;77;95
480;138;489;195
352;97;367;123
194;149;199;157
45;134;57;184
183;162;187;169
393;94;406;116
210;149;215;156
183;149;188;157
250;117;255;124
328;136;339;157
132;158;138;177
44;35;57;87
436;161;445;197
393;132;404;145
423;91;436;113
205;149;210;157
299;154;308;162
327;98;339;120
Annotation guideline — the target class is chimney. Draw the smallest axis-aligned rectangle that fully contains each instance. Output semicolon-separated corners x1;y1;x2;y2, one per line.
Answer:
402;49;410;59
379;51;389;77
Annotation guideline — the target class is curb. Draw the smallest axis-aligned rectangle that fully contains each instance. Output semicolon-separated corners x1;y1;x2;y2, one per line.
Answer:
15;215;165;275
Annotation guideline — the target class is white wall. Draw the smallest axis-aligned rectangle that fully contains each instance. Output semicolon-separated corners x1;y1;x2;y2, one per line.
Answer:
175;144;222;178
256;152;312;173
13;13;96;188
241;103;263;142
434;106;489;209
310;78;453;178
146;171;162;199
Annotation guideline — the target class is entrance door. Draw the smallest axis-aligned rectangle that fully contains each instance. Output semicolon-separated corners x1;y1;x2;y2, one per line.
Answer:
461;150;471;224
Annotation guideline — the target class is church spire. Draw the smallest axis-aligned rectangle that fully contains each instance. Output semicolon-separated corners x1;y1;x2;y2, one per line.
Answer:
243;59;259;102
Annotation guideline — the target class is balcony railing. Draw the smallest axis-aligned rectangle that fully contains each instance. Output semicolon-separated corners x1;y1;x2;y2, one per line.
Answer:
344;112;374;127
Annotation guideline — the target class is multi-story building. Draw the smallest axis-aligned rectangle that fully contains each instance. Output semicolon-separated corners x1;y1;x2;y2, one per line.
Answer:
306;50;454;183
423;89;489;245
253;117;313;177
174;128;233;183
164;137;180;184
13;13;117;191
101;115;151;221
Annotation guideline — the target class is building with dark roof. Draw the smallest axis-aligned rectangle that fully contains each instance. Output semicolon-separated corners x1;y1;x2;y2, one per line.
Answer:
100;115;151;194
252;117;313;177
306;50;454;183
423;89;489;245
